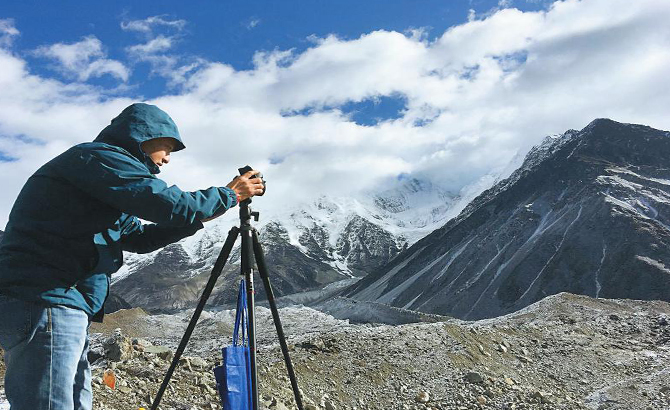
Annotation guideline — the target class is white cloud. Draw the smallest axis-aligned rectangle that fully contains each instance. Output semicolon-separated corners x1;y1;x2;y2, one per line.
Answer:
0;18;19;48
127;36;174;55
2;0;670;228
126;41;204;86
120;15;186;36
123;17;199;86
33;36;130;82
246;18;261;30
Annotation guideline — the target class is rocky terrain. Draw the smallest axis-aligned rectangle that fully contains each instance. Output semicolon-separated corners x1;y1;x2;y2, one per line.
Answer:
346;119;670;320
3;292;670;410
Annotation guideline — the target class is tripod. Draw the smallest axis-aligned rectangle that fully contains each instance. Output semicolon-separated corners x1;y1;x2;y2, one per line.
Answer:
150;196;304;410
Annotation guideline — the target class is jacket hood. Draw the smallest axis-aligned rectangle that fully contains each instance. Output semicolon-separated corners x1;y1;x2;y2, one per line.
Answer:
94;103;185;174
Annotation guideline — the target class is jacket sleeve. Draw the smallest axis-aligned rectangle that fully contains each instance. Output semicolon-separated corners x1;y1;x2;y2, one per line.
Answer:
58;145;238;226
119;215;203;254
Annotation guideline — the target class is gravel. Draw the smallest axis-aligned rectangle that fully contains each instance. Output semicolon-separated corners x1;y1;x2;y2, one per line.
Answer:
2;292;670;409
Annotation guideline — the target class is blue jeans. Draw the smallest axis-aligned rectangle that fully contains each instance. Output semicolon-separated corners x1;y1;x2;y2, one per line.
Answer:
0;294;92;410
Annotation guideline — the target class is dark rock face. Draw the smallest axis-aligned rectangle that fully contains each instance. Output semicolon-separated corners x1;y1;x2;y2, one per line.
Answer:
103;292;133;314
0;229;4;243
236;222;346;302
111;222;358;313
336;216;405;276
346;119;670;320
111;243;211;312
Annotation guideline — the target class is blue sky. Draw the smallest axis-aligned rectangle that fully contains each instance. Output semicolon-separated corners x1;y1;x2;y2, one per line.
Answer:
5;1;546;103
1;0;670;228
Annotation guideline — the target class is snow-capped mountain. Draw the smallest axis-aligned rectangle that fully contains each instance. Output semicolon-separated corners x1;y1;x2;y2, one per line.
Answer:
110;178;458;312
345;119;670;320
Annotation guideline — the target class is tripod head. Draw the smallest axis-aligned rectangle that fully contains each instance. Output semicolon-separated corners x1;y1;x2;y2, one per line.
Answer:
237;165;264;222
238;165;266;199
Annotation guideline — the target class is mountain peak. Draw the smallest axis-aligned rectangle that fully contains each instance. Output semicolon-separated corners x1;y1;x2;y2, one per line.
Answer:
584;117;620;129
574;118;670;168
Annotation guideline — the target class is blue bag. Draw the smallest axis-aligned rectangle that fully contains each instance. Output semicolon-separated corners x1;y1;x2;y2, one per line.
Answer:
214;280;253;410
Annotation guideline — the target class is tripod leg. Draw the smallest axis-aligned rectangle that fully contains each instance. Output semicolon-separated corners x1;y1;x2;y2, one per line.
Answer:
241;225;260;410
252;229;305;410
151;226;240;410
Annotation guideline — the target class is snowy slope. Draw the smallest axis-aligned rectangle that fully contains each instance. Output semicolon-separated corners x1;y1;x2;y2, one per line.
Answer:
110;177;463;312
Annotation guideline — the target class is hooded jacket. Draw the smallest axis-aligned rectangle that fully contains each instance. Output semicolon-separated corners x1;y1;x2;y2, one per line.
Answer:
0;103;237;321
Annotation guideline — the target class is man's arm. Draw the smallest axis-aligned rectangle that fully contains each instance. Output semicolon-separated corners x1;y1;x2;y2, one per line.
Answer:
119;215;203;254
58;145;238;226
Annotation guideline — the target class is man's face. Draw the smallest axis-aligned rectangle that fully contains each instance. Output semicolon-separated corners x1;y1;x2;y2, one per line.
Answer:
141;137;178;168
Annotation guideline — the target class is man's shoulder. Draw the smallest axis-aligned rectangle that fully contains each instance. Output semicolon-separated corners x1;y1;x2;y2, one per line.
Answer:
45;142;150;175
72;142;134;157
67;142;144;166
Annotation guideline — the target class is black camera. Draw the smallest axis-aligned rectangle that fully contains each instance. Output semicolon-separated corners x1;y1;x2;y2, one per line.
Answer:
238;165;266;196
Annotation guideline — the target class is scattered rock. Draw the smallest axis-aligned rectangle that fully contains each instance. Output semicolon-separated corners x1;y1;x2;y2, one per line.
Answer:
189;356;209;369
117;385;132;394
531;391;553;404
102;330;133;362
466;372;485;384
415;391;430;403
517;355;533;363
144;345;173;360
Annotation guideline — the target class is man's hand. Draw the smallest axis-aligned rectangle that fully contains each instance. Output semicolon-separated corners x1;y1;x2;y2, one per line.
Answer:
227;169;265;202
201;170;265;223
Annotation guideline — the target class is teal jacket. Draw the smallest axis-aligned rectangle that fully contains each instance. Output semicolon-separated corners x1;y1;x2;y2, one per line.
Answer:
0;103;237;321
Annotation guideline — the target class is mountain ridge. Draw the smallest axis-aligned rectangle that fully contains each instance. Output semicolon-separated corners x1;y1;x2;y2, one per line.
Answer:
345;119;670;319
110;178;457;312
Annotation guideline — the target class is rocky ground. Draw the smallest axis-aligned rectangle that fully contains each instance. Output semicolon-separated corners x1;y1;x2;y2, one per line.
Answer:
2;293;670;409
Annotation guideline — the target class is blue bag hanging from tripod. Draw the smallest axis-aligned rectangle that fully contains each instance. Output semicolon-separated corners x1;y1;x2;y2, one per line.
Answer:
214;280;253;410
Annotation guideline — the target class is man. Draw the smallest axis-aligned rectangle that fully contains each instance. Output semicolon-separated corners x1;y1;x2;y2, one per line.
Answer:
0;103;264;409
